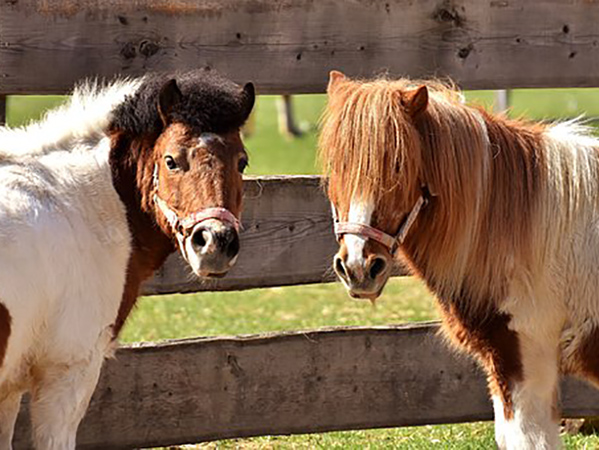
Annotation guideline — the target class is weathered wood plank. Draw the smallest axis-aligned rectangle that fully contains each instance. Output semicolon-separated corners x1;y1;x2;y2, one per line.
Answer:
142;176;408;295
2;1;599;95
12;322;599;449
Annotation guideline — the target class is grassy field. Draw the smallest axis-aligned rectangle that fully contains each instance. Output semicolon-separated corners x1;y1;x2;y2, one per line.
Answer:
6;89;599;448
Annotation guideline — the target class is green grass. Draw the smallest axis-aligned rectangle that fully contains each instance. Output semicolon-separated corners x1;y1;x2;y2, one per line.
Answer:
6;95;65;127
464;89;599;121
7;89;599;448
191;423;496;449
121;278;439;343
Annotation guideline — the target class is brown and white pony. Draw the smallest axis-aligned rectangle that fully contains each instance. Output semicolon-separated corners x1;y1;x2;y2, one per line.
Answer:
0;71;254;449
319;70;599;449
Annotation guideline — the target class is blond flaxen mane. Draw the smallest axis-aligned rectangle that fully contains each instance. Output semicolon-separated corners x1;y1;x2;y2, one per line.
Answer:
319;76;464;206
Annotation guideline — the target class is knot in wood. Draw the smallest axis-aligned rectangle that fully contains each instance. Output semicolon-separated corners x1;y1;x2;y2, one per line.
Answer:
120;42;137;60
457;44;473;59
139;40;160;58
433;2;465;27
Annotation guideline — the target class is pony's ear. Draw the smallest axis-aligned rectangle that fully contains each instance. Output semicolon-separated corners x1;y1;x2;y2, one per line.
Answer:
158;79;183;127
328;70;347;93
403;85;429;117
241;82;256;120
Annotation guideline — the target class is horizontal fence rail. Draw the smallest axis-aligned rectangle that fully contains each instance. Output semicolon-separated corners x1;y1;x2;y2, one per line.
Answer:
142;176;407;295
12;322;599;449
2;1;599;95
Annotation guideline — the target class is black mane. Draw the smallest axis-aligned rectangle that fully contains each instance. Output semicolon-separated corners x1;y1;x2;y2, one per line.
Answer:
109;70;253;136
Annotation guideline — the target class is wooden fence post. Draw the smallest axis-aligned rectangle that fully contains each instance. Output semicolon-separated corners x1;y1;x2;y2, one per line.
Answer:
277;95;304;137
495;89;512;114
0;95;6;126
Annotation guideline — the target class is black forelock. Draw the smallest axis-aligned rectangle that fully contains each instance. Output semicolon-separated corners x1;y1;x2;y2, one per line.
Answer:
108;70;252;136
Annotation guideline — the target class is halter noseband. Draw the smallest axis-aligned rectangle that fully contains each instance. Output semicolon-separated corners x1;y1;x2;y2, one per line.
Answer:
332;187;431;255
152;164;240;255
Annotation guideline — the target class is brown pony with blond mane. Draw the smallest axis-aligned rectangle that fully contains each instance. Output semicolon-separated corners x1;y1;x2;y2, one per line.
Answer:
320;70;599;449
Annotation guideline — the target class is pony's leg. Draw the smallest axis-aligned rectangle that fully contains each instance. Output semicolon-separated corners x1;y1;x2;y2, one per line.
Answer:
492;331;561;450
440;299;561;450
492;394;508;449
29;356;104;450
0;391;22;449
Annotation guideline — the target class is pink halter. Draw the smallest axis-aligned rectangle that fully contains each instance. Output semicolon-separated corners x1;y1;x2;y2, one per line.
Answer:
154;196;240;235
332;192;429;255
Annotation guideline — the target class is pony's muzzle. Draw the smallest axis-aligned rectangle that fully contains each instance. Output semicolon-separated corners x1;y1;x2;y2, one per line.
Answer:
334;252;389;300
186;220;240;277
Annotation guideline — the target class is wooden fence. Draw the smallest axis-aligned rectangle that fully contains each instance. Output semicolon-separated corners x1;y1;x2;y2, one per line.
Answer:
2;0;599;95
3;1;599;448
13;323;599;449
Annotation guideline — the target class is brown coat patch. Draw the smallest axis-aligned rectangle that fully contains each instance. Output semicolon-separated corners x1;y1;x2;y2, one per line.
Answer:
438;297;522;419
109;132;174;337
153;125;245;222
0;302;11;368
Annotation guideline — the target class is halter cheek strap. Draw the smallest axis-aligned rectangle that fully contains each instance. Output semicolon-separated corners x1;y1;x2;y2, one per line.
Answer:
152;164;240;256
332;190;429;255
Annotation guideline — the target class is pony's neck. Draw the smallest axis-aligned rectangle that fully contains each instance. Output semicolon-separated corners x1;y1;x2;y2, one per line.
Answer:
401;105;545;306
108;131;174;336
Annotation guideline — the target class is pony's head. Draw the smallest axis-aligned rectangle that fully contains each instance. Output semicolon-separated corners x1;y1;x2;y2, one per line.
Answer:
319;71;431;299
110;72;255;278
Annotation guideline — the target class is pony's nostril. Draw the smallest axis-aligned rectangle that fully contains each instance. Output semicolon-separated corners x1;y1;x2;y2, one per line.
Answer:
191;228;211;249
334;256;348;281
209;227;239;259
369;257;387;280
225;231;240;258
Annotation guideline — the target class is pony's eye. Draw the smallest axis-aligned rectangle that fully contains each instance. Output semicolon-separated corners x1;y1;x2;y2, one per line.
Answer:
165;155;178;171
238;157;249;174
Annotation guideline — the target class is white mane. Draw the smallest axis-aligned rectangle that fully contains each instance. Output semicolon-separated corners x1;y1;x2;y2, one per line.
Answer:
0;78;143;157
